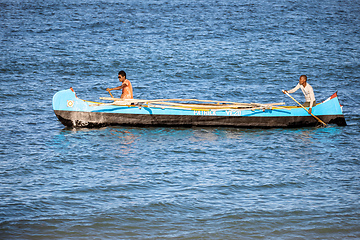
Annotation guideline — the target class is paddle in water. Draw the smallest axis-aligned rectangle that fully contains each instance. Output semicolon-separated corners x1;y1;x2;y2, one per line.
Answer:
282;90;327;127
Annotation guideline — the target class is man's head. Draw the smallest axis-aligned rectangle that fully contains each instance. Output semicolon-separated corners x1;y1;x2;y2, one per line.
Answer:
299;75;307;86
118;70;126;82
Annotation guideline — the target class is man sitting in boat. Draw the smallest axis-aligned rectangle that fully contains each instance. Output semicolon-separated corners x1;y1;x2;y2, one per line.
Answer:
106;70;133;99
283;75;316;114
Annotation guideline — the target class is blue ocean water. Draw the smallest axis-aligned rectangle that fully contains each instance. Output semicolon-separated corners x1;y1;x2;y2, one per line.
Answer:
1;0;359;239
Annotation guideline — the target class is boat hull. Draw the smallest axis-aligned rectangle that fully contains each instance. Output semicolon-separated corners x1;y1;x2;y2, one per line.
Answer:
53;89;347;128
54;110;346;128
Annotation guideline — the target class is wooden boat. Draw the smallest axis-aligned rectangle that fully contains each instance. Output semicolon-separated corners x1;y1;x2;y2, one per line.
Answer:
53;88;346;128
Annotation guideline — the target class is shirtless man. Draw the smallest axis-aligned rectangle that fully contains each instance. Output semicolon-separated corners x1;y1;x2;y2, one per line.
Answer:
283;75;316;114
106;70;133;99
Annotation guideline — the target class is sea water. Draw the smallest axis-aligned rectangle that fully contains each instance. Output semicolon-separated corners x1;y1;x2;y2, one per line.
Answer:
1;0;359;239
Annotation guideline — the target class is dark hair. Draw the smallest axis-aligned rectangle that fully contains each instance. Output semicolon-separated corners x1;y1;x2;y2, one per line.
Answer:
118;70;126;78
300;75;307;81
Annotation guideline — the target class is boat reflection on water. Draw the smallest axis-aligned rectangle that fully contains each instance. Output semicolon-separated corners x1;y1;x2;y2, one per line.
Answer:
109;128;137;145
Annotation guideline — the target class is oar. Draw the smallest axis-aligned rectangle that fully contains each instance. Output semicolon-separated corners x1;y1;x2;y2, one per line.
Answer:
107;90;114;98
282;90;326;126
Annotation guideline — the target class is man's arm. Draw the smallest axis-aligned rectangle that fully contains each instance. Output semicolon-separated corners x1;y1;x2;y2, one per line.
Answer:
308;85;315;113
287;83;300;94
107;82;128;91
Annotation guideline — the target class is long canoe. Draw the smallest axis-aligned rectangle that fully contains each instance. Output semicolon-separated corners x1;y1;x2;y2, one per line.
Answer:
53;88;346;128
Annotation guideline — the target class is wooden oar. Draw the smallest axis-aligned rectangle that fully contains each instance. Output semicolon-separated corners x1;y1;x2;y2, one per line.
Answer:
148;101;254;108
283;90;326;126
107;90;114;98
148;103;250;110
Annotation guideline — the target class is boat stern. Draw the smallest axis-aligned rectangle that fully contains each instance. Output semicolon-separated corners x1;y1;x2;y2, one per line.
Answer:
52;88;93;127
317;92;347;126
